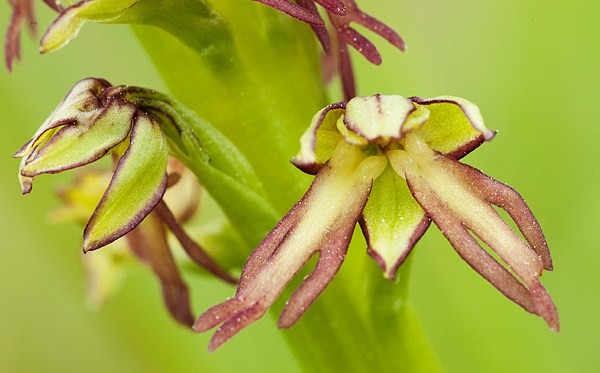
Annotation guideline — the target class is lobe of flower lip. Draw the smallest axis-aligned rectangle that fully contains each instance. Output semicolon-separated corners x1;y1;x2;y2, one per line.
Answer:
194;142;387;351
254;0;405;98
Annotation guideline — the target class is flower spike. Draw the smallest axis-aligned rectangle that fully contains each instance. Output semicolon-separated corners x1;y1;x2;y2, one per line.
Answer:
197;94;558;349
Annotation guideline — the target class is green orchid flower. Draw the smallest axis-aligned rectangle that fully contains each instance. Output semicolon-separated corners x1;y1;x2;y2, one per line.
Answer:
15;77;168;252
14;79;246;320
195;94;558;351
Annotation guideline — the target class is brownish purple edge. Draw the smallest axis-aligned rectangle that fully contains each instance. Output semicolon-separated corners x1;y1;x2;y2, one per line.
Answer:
291;101;347;175
82;113;168;253
195;162;371;351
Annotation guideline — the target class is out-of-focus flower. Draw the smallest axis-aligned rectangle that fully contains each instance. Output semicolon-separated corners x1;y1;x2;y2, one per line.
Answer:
255;0;405;98
195;94;558;350
50;160;217;326
4;0;61;71
15;78;237;324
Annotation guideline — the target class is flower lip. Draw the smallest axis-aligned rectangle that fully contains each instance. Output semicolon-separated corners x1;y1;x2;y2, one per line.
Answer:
343;94;417;142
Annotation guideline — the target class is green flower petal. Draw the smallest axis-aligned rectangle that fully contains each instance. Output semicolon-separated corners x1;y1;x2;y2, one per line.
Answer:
409;96;495;158
292;102;345;174
360;164;430;279
20;101;135;177
83;113;168;252
14;78;110;159
41;0;138;53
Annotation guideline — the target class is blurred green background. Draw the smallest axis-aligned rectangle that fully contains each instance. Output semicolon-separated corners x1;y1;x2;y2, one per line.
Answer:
1;1;598;372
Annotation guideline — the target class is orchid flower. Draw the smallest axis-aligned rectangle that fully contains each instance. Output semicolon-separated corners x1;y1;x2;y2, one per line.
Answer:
195;94;558;350
13;78;243;325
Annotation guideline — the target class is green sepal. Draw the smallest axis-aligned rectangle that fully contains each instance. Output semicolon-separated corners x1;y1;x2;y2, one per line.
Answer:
360;164;430;280
410;96;495;158
292;104;345;173
84;114;168;252
20;102;135;178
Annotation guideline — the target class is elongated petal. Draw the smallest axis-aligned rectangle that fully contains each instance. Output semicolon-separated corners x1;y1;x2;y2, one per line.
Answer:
5;0;36;71
277;217;355;328
338;26;382;65
195;143;387;351
314;0;346;15
447;162;553;270
360;165;430;279
410;96;495;158
154;201;236;284
350;7;405;52
126;211;194;326
403;172;540;315
296;0;330;52
83;113;168;252
388;135;558;330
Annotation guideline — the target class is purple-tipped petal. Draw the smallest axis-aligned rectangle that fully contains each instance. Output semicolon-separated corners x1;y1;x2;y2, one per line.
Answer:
406;174;540;315
126;211;194;326
410;96;496;142
19;101;135;178
530;281;560;332
314;0;346;15
389;135;557;328
155;201;237;284
208;302;266;352
338;26;381;65
193;298;247;332
291;101;347;174
457;164;553;270
278;221;354;328
196;143;386;350
351;8;405;51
